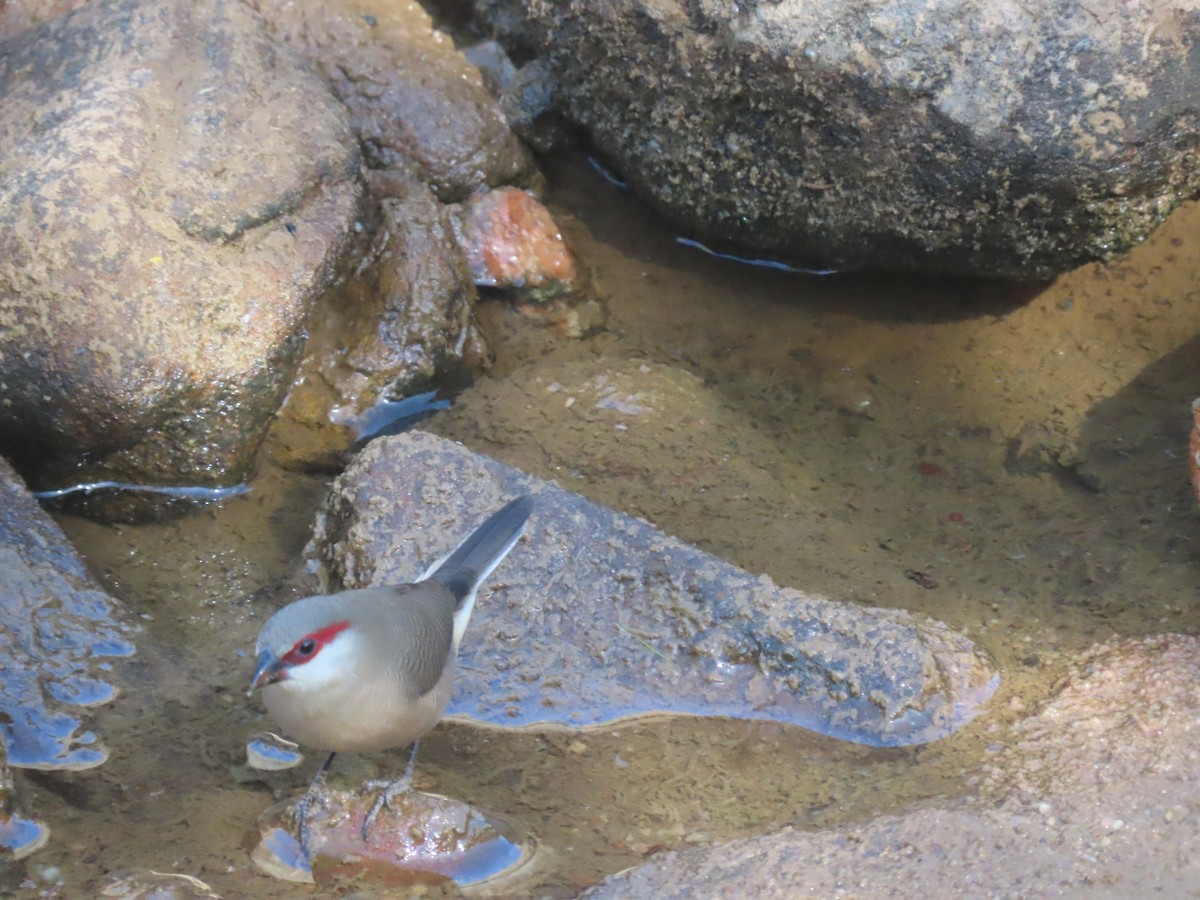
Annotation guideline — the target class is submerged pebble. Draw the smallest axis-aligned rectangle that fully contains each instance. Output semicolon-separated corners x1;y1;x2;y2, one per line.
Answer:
251;789;530;887
0;810;49;861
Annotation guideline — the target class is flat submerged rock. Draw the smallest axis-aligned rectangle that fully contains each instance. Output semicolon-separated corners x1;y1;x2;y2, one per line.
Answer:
307;432;998;747
584;634;1200;897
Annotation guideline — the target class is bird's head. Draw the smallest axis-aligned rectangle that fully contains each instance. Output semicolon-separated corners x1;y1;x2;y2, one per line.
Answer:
249;595;362;696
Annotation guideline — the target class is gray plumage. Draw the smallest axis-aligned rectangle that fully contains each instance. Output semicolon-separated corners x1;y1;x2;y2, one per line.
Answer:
251;496;533;754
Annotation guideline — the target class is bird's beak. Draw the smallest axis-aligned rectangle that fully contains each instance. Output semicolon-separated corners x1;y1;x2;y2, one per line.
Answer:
249;650;285;696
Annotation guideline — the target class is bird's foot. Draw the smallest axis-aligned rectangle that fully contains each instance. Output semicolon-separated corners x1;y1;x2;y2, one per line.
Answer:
359;772;415;842
359;740;421;843
294;751;336;860
293;787;322;859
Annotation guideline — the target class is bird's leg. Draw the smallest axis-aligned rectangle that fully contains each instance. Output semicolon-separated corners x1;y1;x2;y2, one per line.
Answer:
360;740;421;842
295;751;336;859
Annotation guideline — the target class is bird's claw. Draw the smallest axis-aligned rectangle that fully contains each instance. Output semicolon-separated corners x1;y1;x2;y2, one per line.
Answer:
293;751;336;861
359;773;415;842
360;740;421;843
293;787;321;859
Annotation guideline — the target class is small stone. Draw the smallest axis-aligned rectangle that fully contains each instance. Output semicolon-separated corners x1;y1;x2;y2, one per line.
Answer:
452;188;577;298
245;733;303;771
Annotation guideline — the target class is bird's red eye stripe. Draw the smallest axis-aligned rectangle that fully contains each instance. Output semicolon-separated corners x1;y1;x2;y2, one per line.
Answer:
280;619;350;666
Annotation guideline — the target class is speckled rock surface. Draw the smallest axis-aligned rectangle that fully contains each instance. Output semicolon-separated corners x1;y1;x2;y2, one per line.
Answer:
473;0;1200;278
304;431;998;747
0;456;134;780
0;0;360;509
248;0;535;201
586;634;1200;898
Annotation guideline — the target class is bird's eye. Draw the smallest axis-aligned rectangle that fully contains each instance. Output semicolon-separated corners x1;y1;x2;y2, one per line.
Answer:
280;620;349;667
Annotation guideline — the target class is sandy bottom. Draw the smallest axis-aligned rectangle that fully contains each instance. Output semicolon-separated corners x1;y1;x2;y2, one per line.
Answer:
10;151;1200;897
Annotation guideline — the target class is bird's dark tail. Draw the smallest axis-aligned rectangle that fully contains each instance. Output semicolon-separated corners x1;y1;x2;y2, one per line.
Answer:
425;495;534;645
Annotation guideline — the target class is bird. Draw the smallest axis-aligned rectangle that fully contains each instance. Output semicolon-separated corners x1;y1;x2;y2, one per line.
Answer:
248;494;534;855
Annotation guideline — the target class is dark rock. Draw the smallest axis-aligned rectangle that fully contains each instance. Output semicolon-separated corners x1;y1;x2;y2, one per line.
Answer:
305;431;998;747
462;41;573;153
0;0;360;517
473;0;1200;278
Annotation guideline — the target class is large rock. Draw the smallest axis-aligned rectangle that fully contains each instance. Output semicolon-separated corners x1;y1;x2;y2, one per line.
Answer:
0;0;360;508
247;0;535;201
586;634;1200;897
0;451;134;863
473;0;1200;278
303;431;998;747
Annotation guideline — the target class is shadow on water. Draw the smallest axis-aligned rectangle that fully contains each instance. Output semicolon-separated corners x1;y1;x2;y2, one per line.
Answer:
558;152;1048;326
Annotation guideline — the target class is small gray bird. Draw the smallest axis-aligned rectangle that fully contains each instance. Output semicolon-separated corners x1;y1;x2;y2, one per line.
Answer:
249;495;534;852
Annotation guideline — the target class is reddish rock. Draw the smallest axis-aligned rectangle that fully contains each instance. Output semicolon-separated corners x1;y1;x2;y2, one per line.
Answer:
453;187;578;298
251;789;527;888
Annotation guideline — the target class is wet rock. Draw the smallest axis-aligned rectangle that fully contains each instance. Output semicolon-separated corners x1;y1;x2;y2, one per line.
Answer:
248;0;535;201
473;0;1200;278
463;41;570;154
267;176;482;473
585;634;1200;897
244;733;303;772
304;431;997;747
250;789;529;888
0;0;361;518
450;186;605;338
452;187;578;298
0;456;135;771
0;747;49;862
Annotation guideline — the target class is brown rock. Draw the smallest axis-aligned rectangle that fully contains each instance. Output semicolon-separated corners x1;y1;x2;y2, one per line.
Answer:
585;634;1200;897
0;0;360;515
267;176;482;472
248;0;535;201
250;789;527;888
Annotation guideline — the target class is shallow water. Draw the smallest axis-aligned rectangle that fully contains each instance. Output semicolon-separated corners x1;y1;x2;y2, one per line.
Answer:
10;151;1200;896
